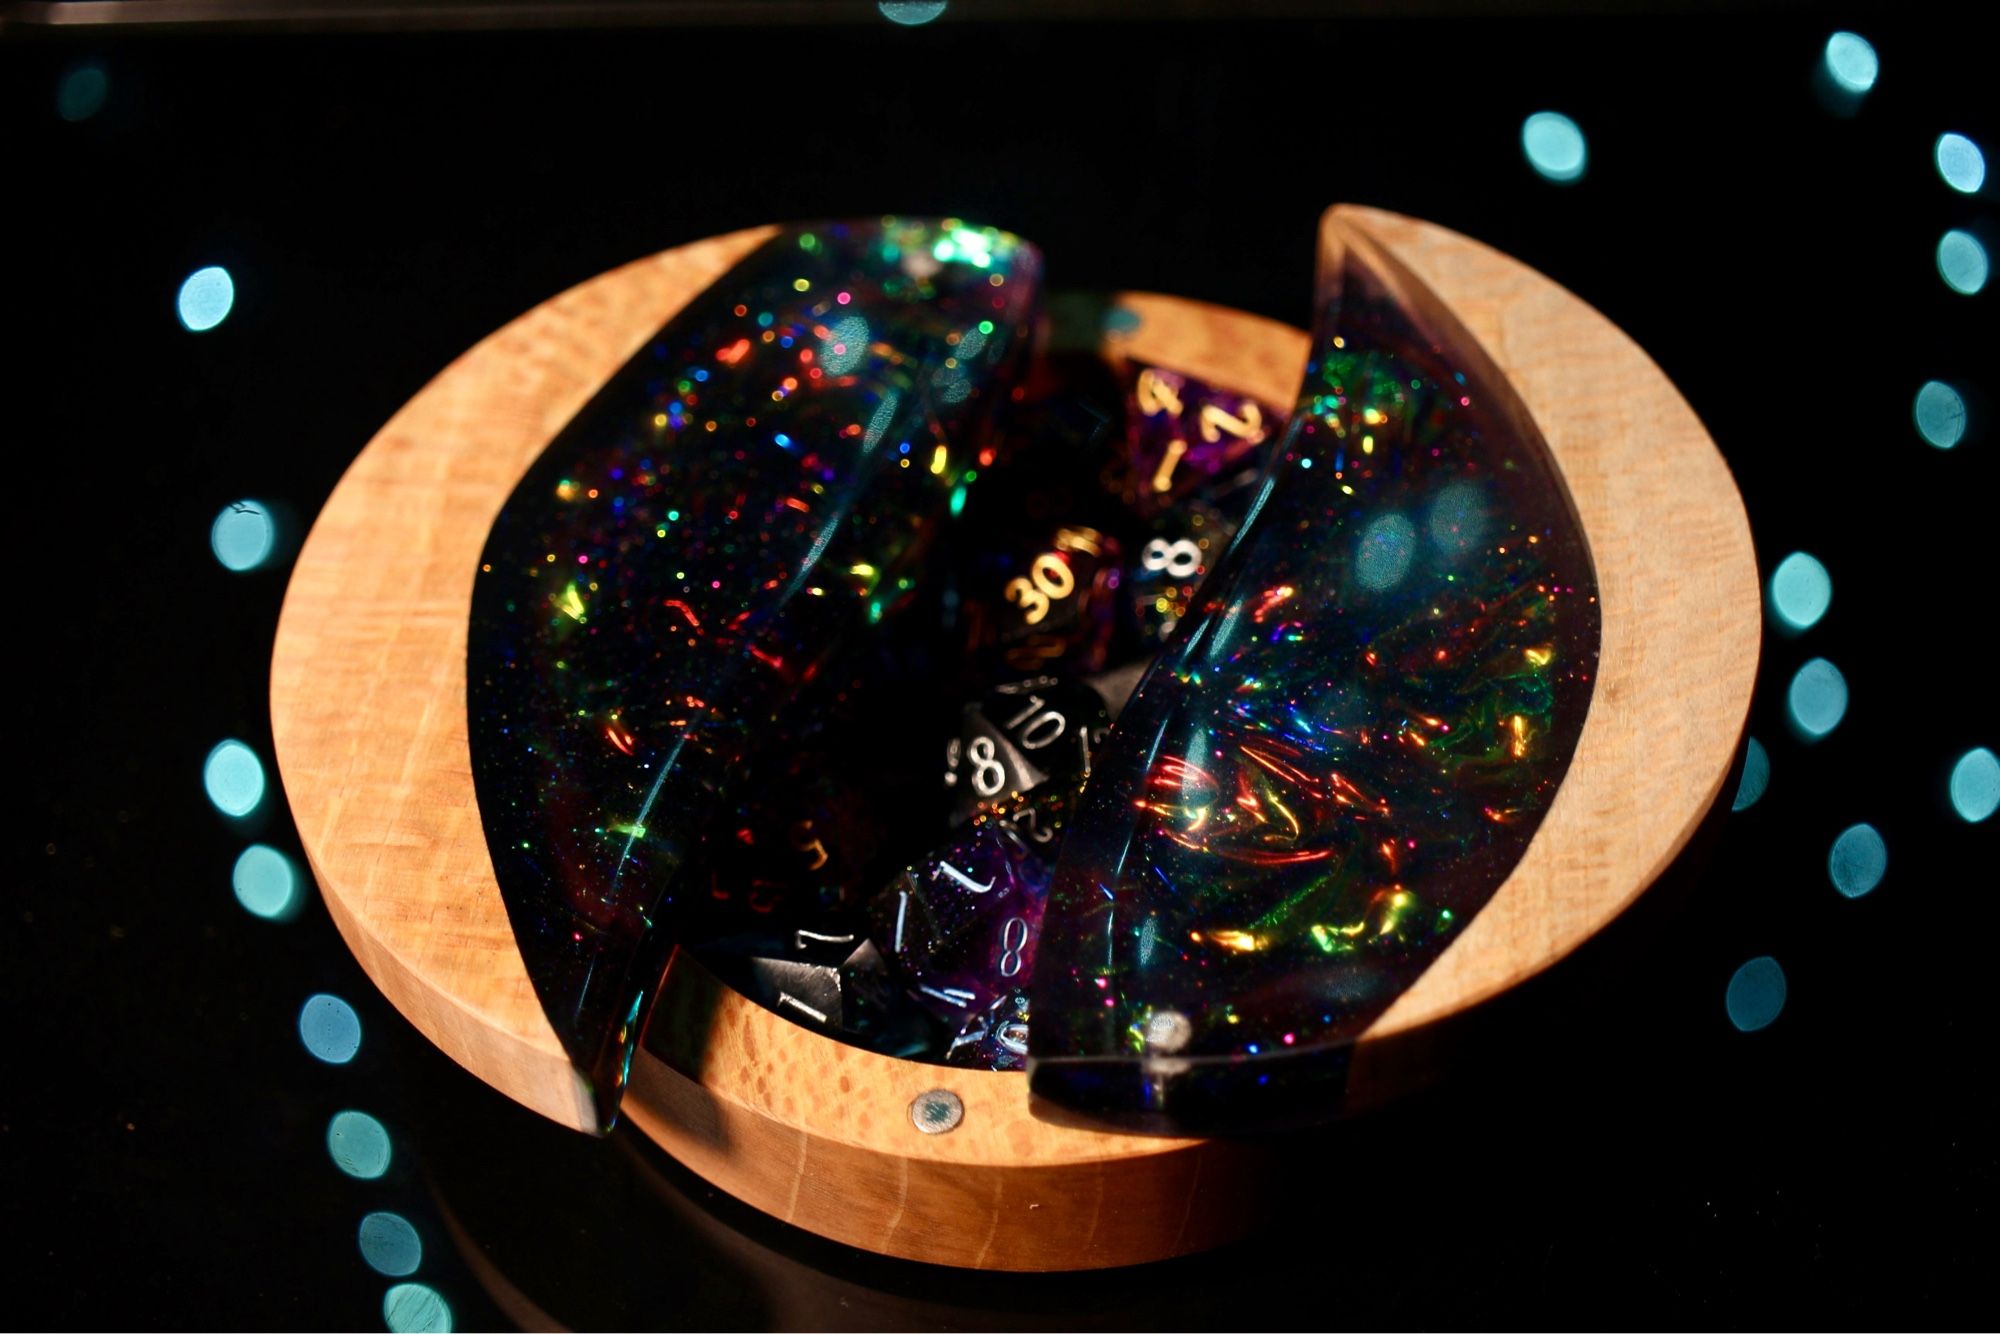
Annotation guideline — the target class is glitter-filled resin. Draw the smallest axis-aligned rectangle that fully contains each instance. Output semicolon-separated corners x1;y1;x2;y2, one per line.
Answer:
1026;235;1599;1133
467;220;1041;1126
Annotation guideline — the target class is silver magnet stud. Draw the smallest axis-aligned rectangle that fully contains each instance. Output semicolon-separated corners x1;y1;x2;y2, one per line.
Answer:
1142;1009;1192;1053
909;1088;965;1135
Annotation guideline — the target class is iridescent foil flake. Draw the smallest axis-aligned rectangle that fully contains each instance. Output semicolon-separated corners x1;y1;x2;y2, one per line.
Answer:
467;219;1041;1125
1026;236;1600;1133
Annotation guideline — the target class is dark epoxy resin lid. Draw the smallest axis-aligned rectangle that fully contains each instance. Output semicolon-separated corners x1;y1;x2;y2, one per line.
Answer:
466;220;1043;1127
1024;231;1600;1132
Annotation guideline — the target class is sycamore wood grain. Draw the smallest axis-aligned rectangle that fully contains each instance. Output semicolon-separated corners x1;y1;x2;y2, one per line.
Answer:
270;208;1756;1269
626;954;1276;1272
1329;206;1760;1041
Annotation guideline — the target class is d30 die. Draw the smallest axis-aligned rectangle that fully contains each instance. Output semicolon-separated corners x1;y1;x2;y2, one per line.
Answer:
944;988;1032;1072
944;677;1109;825
963;524;1124;678
866;813;1052;1025
1120;362;1274;517
1127;503;1237;647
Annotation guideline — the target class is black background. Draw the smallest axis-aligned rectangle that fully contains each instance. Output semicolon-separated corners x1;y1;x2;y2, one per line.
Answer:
7;4;1995;1328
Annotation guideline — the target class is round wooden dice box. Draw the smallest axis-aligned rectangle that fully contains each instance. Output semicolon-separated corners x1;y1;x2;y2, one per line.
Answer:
270;206;1758;1271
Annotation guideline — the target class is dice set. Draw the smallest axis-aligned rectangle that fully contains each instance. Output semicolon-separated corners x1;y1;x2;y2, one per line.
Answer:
674;318;1279;1075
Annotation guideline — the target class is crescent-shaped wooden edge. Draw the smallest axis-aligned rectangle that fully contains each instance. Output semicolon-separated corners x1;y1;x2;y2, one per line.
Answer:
270;206;1758;1271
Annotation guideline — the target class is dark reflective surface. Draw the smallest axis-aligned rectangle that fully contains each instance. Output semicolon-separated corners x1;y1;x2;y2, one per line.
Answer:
12;11;1995;1328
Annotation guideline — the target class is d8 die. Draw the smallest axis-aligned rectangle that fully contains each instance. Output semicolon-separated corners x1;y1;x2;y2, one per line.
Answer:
866;812;1053;1025
1127;503;1237;648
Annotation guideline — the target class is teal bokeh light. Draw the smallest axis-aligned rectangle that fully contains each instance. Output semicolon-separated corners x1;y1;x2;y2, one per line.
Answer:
1726;956;1787;1032
299;993;362;1064
1828;823;1887;898
203;740;266;817
1354;514;1417;590
1914;381;1967;449
1950;747;1999;823
1428;480;1487;556
1936;133;1986;194
1521;111;1587;183
359;1212;423;1278
1788;658;1848;739
1732;737;1770;812
1937;230;1989;295
1769;552;1832;631
58;64;109;122
211;500;276;572
232;844;297;919
177;265;236;332
327;1110;392;1180
384;1283;453;1333
818;315;869;376
1823;31;1878;94
877;1;945;24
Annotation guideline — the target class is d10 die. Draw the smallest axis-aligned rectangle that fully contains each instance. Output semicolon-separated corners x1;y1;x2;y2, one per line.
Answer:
945;677;1109;825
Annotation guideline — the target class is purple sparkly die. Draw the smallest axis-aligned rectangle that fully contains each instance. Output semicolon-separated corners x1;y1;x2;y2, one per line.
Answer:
1120;363;1273;518
868;806;1054;1025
